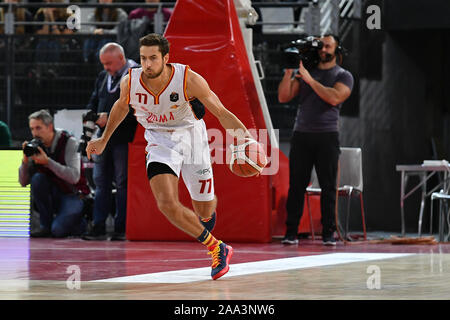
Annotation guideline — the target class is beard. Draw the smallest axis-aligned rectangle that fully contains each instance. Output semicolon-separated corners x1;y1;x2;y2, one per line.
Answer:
144;64;164;79
320;52;335;63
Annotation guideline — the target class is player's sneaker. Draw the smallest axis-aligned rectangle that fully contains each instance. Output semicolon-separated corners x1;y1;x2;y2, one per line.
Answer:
200;212;216;232
208;240;233;280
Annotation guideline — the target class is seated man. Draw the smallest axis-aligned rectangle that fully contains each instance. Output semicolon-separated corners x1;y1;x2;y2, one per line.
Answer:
19;109;90;238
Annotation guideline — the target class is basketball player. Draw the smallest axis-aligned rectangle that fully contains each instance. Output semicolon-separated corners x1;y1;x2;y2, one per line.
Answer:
86;33;257;280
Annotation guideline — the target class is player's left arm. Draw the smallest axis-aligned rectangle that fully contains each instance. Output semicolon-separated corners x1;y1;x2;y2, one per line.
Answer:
186;69;253;140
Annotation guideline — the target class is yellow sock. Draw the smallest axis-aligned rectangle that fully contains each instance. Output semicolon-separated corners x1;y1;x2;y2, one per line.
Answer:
197;229;219;249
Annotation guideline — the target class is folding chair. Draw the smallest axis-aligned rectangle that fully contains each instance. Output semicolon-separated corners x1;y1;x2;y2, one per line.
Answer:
431;190;450;242
306;147;367;241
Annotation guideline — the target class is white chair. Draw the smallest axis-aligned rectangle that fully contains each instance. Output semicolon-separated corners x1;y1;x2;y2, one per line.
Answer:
306;147;367;241
431;190;450;242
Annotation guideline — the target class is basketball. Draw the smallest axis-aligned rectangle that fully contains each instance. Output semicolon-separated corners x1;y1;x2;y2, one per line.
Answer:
228;138;268;177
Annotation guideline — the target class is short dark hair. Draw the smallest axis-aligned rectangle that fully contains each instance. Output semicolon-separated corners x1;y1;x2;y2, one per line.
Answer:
139;33;170;57
321;33;340;46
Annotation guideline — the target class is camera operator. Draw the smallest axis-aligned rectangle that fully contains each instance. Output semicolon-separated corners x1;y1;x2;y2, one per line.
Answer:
278;34;354;246
82;42;137;241
19;109;90;238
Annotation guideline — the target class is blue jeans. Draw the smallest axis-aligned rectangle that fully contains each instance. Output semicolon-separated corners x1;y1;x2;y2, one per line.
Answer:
31;173;86;237
92;143;129;233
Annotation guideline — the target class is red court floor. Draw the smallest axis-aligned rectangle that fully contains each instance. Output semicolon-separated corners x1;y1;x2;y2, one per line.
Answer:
1;235;447;282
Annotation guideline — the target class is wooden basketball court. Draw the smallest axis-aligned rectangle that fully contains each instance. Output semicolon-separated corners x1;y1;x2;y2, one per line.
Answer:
2;235;450;302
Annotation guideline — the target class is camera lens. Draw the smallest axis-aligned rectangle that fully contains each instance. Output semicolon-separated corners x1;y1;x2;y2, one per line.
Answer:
23;138;43;157
23;143;38;157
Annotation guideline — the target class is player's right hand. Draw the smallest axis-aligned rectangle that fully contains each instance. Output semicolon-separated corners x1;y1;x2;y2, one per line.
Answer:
86;138;106;160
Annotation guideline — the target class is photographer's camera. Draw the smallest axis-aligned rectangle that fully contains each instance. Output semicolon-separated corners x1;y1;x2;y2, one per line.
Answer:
282;36;323;69
23;138;45;157
78;110;99;156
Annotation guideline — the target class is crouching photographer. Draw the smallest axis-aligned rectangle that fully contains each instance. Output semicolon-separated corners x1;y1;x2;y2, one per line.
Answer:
19;109;90;238
278;34;354;246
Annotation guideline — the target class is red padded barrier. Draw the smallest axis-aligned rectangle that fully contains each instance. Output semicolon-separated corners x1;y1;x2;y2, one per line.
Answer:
125;0;320;242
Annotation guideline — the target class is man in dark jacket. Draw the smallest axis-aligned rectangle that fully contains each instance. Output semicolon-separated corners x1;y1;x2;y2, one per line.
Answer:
82;42;138;241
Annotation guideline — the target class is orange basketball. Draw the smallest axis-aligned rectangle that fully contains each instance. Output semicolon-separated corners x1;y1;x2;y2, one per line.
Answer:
228;138;268;177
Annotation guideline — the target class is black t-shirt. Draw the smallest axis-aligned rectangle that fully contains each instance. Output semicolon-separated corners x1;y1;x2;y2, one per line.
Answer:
293;64;354;133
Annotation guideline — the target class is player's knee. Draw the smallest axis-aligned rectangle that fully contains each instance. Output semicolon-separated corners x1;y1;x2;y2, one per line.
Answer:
156;199;180;217
157;200;187;226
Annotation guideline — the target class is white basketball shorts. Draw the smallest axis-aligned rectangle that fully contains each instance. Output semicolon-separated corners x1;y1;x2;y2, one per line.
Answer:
144;120;215;201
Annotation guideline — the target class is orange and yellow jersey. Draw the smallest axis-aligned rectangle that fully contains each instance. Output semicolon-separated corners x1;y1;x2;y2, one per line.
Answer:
128;63;201;130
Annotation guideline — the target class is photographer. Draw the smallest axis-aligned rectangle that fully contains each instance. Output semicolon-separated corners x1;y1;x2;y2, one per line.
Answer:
82;42;137;241
19;110;90;238
278;34;354;246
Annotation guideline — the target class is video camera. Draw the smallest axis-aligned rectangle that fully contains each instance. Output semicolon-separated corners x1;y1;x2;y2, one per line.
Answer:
78;110;99;156
281;36;323;70
23;138;45;157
